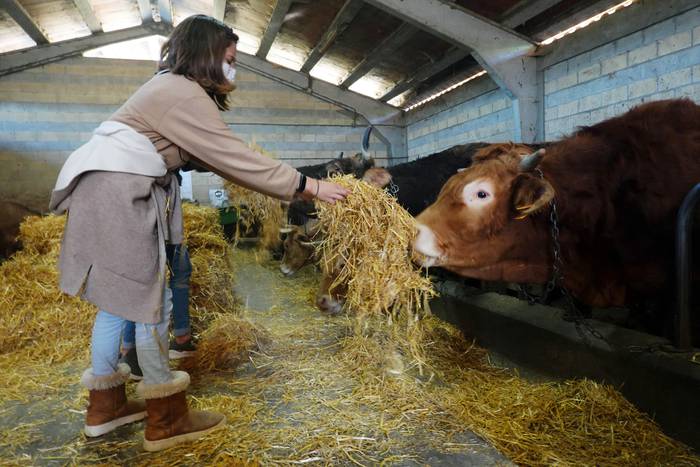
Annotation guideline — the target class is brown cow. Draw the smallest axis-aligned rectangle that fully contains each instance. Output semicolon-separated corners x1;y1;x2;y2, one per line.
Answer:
0;200;40;260
412;99;700;308
279;219;320;276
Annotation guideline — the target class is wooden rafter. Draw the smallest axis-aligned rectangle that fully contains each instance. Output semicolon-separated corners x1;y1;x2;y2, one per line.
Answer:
158;0;173;25
72;0;102;33
380;0;555;105
340;22;418;89
0;0;49;45
500;0;563;28
256;0;293;59
136;0;154;23
213;0;226;21
0;22;171;77
300;0;365;73
380;46;470;102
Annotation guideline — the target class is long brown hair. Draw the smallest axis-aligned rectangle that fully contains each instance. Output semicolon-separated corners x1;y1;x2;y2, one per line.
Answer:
160;15;239;111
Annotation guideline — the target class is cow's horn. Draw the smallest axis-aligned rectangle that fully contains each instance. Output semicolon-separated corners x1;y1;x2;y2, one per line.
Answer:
519;149;546;172
361;126;373;159
279;226;294;234
299;240;321;247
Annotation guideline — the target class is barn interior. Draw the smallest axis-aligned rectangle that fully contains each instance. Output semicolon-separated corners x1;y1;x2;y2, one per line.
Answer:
1;0;700;465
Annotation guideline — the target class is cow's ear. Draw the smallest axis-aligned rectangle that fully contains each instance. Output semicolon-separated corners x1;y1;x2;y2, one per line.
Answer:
511;174;555;219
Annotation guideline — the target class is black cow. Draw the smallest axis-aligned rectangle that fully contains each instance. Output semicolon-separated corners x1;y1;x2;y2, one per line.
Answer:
361;143;488;216
286;128;376;225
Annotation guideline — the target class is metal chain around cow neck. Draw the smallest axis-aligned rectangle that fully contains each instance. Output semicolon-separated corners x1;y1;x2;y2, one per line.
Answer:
519;168;613;348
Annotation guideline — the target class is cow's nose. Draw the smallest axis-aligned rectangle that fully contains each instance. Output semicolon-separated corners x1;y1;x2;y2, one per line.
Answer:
413;224;442;260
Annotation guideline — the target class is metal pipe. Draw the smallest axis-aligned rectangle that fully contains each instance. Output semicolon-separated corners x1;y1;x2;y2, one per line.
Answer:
675;183;700;349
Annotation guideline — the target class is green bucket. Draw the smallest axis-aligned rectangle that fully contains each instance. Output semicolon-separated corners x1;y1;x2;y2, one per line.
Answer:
218;206;238;226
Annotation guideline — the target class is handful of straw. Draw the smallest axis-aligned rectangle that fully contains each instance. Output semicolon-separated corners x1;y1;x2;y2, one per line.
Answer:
315;175;436;369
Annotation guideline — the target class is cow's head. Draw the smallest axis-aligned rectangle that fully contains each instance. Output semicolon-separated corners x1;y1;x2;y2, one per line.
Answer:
324;153;375;179
315;267;346;314
412;143;555;283
279;220;320;276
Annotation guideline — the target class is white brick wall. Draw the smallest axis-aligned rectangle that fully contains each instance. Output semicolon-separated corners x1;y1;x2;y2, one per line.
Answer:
544;7;700;140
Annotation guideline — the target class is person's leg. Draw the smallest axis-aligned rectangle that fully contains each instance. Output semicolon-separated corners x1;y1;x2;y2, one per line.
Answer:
136;287;225;452
134;288;173;385
167;243;196;358
81;310;146;437
122;321;136;353
120;320;142;380
90;310;124;376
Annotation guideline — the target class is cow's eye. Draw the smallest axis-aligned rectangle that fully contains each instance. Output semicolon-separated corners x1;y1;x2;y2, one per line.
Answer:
477;190;489;199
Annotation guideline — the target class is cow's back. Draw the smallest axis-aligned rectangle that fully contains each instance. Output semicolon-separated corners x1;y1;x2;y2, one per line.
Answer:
390;143;517;216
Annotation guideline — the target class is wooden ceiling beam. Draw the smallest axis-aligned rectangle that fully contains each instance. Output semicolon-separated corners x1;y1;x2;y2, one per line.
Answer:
213;0;226;21
136;0;154;23
366;0;538;142
256;0;294;59
158;0;173;25
73;0;102;33
339;22;418;89
500;0;562;28
380;46;470;102
0;22;170;77
0;0;49;45
300;0;364;73
379;0;554;103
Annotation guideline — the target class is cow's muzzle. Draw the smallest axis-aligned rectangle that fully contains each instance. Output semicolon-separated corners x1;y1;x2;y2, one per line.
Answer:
412;224;444;267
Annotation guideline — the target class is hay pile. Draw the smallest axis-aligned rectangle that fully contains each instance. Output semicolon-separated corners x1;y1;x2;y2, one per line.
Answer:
421;317;698;466
180;313;270;375
314;175;436;369
182;203;238;319
0;215;93;363
224;144;285;251
0;204;251;403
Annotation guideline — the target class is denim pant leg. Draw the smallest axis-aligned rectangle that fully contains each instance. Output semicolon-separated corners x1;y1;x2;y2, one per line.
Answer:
135;287;173;385
167;243;192;337
122;321;136;350
91;310;126;376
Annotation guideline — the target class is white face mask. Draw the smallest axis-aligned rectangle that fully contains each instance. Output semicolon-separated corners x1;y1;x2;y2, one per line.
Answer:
222;62;236;83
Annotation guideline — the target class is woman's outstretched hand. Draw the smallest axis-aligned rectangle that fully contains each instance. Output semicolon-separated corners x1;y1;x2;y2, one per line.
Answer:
298;178;349;204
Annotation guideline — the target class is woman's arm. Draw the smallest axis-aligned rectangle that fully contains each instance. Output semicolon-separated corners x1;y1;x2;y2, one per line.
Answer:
158;95;301;200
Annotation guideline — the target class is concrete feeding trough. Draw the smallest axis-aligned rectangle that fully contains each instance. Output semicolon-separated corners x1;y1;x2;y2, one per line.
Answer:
429;277;700;451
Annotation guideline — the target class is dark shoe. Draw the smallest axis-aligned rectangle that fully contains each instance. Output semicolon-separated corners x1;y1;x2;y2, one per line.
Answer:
81;364;146;437
120;348;143;381
169;339;196;360
138;371;225;452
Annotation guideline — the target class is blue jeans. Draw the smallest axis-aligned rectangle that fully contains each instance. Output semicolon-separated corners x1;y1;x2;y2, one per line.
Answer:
91;288;172;385
123;243;192;349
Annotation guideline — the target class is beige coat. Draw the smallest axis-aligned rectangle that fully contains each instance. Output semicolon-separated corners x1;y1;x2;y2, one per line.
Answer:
51;73;301;323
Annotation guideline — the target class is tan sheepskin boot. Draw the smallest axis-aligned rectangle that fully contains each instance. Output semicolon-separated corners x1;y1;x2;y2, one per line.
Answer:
137;371;225;452
81;363;147;437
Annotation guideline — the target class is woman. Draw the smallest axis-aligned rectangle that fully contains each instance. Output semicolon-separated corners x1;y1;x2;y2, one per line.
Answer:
49;15;348;452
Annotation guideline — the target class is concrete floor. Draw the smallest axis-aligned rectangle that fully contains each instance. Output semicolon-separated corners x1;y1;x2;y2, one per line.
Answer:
0;247;513;465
